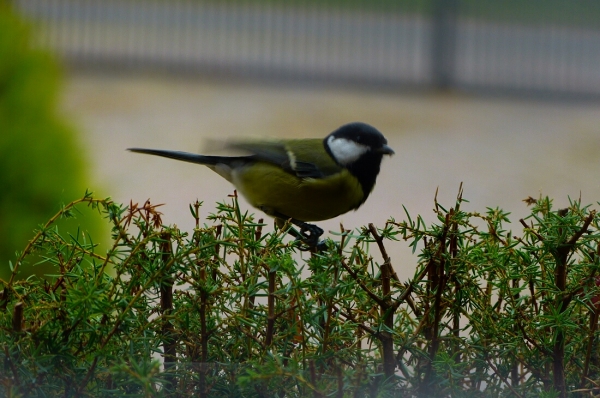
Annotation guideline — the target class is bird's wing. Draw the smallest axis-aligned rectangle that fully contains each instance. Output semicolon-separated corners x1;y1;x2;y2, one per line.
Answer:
227;140;289;166
227;139;341;179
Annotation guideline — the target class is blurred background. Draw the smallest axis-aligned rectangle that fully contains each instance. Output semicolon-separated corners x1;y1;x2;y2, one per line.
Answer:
3;0;600;278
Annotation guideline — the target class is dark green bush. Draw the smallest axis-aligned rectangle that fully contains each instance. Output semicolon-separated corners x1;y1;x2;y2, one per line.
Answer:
0;4;104;279
1;190;599;397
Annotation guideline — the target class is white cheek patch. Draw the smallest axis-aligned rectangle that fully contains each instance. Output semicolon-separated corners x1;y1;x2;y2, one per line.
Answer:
327;136;370;165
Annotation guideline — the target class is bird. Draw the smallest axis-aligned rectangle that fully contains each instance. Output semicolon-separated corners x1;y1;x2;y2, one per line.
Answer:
128;122;394;249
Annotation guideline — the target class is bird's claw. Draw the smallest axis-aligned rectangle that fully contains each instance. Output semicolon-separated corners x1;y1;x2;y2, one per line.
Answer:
275;216;327;252
294;224;326;252
295;239;328;252
300;223;323;242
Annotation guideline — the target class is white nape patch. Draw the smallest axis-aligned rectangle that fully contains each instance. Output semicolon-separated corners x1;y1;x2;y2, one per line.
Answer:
327;136;370;165
286;149;297;170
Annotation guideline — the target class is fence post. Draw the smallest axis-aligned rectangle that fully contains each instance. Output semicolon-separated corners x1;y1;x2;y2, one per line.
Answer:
431;0;459;90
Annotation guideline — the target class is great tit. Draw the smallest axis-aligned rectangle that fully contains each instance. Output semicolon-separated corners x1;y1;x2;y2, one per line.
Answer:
129;122;394;248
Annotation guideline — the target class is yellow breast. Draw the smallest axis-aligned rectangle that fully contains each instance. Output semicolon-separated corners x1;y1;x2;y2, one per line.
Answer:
232;162;364;222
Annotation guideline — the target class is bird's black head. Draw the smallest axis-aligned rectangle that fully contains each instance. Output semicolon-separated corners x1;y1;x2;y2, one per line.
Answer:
324;122;394;205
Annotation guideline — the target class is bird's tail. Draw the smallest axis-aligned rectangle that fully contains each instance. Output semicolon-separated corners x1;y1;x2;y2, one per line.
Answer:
128;148;238;166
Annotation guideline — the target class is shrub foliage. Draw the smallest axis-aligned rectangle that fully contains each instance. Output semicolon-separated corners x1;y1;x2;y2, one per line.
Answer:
1;189;600;397
0;4;103;279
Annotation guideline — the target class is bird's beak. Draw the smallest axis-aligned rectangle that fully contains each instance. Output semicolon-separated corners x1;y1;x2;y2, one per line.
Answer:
377;144;395;155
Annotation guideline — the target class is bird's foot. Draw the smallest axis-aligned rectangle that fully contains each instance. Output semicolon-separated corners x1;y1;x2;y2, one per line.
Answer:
274;215;327;252
297;223;326;251
295;239;328;252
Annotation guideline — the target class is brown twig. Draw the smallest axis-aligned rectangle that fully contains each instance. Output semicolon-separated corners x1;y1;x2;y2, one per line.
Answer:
198;262;209;397
3;345;21;386
339;259;386;307
12;301;23;333
368;223;399;282
580;307;600;390
338;307;377;336
309;360;322;398
552;211;596;398
255;218;264;241
519;219;544;241
486;358;524;398
265;269;276;347
421;209;452;396
516;318;552;356
159;233;177;393
367;223;396;378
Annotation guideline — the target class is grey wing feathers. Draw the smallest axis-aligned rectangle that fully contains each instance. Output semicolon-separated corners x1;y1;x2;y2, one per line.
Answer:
226;141;289;165
226;141;324;178
289;161;324;178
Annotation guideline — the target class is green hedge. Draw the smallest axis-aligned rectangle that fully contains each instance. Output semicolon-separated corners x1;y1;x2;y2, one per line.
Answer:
1;191;599;397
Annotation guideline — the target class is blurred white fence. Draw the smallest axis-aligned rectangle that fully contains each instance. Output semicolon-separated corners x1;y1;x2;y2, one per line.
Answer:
14;0;600;99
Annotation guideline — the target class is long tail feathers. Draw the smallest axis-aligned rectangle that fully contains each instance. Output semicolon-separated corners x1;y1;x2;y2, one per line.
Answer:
128;148;231;166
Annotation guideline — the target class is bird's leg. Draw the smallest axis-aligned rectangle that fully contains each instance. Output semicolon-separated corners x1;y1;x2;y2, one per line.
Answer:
294;220;324;248
273;216;326;251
